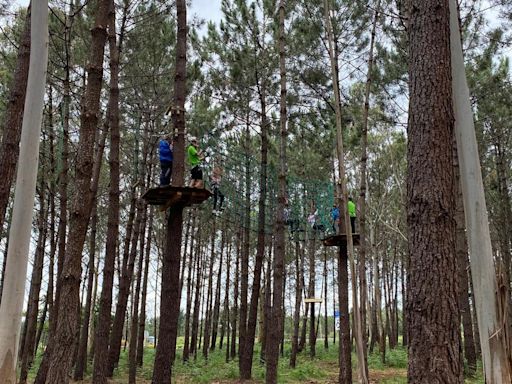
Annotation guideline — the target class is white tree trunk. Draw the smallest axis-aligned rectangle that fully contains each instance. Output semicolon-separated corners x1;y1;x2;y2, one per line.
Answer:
0;1;49;382
449;0;512;382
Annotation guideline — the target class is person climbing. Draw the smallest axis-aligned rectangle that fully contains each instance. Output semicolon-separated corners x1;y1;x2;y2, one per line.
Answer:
308;202;325;232
348;196;356;233
187;136;205;188
159;134;173;186
210;165;225;213
330;204;340;234
307;206;318;229
284;197;299;232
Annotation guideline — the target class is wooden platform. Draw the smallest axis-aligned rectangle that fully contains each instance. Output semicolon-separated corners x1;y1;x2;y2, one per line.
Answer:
304;298;323;304
142;186;212;210
322;233;360;247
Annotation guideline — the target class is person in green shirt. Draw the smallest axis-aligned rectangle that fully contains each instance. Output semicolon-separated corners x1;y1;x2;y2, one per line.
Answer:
187;136;205;188
348;197;356;233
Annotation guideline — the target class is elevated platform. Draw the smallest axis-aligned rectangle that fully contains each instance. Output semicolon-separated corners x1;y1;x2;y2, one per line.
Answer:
322;233;360;247
142;186;212;210
304;298;323;304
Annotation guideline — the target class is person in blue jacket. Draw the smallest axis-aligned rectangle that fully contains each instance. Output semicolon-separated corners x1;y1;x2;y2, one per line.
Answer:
330;204;340;234
159;135;173;186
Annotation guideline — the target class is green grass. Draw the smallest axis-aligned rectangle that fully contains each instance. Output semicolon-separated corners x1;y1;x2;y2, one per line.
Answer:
27;338;484;383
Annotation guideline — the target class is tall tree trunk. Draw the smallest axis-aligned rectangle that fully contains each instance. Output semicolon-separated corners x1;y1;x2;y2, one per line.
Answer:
308;232;317;358
238;123;252;365
0;223;9;305
45;0;109;380
265;2;287;381
183;212;198;362
358;0;381;369
190;231;204;358
211;222;226;350
129;207;147;383
406;1;462;382
92;1;123;381
454;142;477;375
0;3;48;382
137;208;154;367
73;203;98;380
19;189;49;384
88;253;99;362
290;241;302;368
221;240;233;352
494;140;512;291
35;296;48;355
202;220;217;359
107;196;144;376
44;99;57;353
449;0;511;381
298;245;308;353
323;249;329;349
34;16;71;379
0;8;30;232
401;252;407;347
324;0;368;380
151;0;187;380
74;112;109;379
338;246;352;384
261;247;272;362
240;77;269;381
332;257;337;345
230;228;241;360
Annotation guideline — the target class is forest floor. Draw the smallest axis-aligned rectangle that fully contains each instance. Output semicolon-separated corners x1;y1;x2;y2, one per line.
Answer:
29;339;484;383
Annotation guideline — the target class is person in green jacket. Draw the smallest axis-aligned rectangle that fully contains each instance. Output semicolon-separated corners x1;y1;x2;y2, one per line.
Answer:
348;197;356;233
187;136;205;188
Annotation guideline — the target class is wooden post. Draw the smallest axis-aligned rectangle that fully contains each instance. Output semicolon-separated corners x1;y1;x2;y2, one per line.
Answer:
449;0;512;381
0;2;48;382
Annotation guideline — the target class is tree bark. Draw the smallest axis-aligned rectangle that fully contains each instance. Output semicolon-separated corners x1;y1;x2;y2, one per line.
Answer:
33;16;71;380
0;8;30;232
230;228;241;360
74;104;109;379
202;220;217;359
223;239;232;360
240;71;269;381
238;123;252;365
324;0;368;379
92;1;122;381
265;2;286;381
290;241;302;368
211;222;226;350
323;249;329;349
261;247;272;362
73;204;98;380
453;139;477;375
151;0;187;380
338;246;352;384
358;0;381;369
137;208;154;367
19;189;49;384
406;1;463;382
308;232;317;358
190;230;204;358
129;207;148;383
183;212;198;362
107;196;144;376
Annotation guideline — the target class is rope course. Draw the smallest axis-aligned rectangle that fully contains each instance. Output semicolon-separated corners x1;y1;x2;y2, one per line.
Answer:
189;133;338;238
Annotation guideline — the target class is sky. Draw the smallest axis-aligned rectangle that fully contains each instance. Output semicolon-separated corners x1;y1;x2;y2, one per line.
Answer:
14;0;224;25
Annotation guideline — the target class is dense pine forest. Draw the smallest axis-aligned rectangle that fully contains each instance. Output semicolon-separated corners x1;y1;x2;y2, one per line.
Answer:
0;0;511;383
